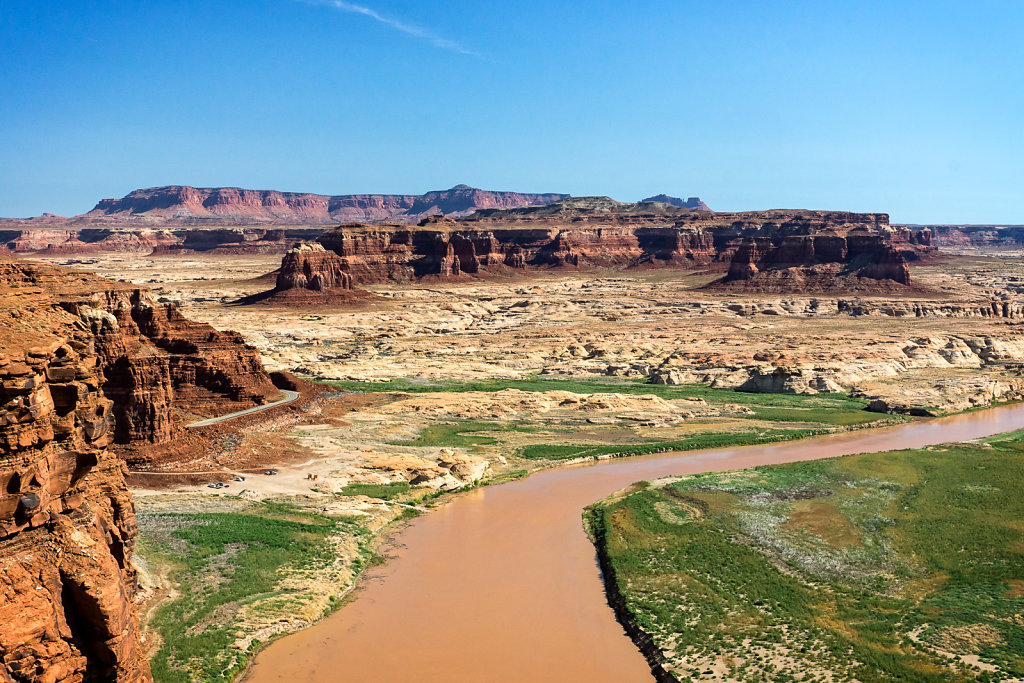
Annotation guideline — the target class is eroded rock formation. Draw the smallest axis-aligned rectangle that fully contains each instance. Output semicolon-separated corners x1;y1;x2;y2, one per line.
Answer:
927;224;1024;250
1;259;279;463
0;263;151;681
264;200;934;292
276;243;353;293
720;229;913;291
641;194;711;210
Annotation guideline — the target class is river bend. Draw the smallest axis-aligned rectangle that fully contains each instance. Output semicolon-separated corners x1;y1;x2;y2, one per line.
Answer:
244;403;1024;682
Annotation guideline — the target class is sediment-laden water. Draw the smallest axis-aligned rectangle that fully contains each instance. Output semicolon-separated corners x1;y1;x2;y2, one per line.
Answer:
244;403;1024;683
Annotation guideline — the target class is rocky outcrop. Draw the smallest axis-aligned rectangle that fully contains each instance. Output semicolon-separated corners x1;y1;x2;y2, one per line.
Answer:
719;228;915;291
264;201;934;292
1;228;182;255
651;366;847;394
0;259;279;463
0;266;151;681
641;194;711;211
70;293;279;457
647;333;1024;413
79;184;569;225
360;450;489;491
275;243;354;293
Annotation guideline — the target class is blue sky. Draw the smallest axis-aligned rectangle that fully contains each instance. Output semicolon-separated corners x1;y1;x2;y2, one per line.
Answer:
1;0;1022;223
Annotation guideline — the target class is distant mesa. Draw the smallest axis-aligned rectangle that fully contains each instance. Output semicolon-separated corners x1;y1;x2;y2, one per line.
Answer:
0;187;717;256
76;184;571;226
1;186;716;228
641;194;712;211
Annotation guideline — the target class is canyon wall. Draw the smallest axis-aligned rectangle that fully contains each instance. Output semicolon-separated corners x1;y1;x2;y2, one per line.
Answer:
0;255;285;677
0;262;151;681
720;229;915;291
270;200;934;295
2;259;279;463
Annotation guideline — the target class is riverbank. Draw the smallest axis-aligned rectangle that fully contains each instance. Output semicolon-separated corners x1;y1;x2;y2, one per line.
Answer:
240;401;1024;682
136;379;901;681
587;428;1024;681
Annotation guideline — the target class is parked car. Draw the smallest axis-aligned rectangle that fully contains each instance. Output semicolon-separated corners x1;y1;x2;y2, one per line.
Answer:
234;476;246;482
264;470;278;476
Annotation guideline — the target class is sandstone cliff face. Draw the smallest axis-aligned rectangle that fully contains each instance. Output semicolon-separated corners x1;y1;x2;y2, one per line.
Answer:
721;229;914;291
0;186;572;255
275;243;353;293
267;201;933;292
304;221;718;286
0;263;151;682
67;291;279;457
713;216;936;291
2;259;279;462
927;224;1024;250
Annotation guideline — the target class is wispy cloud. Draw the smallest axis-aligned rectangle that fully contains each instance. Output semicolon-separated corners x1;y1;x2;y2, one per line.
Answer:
298;0;479;57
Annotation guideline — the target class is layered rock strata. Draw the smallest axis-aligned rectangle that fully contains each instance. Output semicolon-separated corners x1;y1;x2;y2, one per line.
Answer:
926;224;1024;250
719;229;914;291
1;259;279;461
0;185;576;254
268;200;934;293
1;227;325;256
256;243;371;304
275;243;354;292
0;265;151;681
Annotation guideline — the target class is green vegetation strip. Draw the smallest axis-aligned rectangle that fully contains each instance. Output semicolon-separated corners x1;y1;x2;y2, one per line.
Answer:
140;502;369;683
386;421;539;450
588;437;1024;682
338;481;411;499
518;427;827;460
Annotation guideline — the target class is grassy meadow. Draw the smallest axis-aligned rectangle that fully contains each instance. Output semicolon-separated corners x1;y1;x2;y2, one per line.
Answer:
139;501;372;682
587;430;1024;682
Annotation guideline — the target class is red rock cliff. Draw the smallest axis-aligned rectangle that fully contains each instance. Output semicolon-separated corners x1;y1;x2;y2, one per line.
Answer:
0;261;152;682
717;218;931;291
265;200;932;292
3;260;280;464
275;243;354;293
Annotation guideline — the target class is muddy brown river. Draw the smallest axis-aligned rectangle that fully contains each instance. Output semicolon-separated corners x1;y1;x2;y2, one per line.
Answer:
244;403;1024;682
